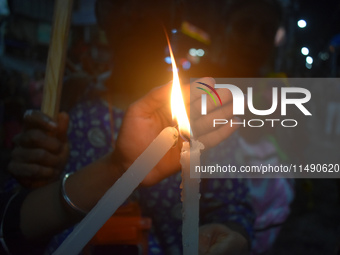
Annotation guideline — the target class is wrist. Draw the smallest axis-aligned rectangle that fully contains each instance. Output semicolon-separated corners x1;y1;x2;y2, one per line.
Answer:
59;153;126;213
60;173;88;217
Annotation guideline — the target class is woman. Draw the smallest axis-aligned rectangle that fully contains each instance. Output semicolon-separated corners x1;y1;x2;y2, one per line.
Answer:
3;1;254;255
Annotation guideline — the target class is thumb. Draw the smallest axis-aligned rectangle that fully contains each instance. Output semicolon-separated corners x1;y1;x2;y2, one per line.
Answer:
56;112;69;142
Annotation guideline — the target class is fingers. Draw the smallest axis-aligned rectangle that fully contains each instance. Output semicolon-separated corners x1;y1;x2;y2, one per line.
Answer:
196;117;240;150
133;77;212;116
188;77;241;149
8;161;53;179
23;110;57;132
192;103;234;138
11;147;64;167
15;112;69;152
190;77;216;102
13;129;63;153
9;111;69;185
56;112;70;142
190;78;234;120
191;88;233;121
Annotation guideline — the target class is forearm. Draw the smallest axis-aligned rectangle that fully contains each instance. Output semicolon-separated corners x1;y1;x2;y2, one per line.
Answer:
20;153;124;240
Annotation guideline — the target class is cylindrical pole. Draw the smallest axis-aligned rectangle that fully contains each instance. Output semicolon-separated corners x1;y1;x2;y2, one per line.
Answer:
41;0;73;119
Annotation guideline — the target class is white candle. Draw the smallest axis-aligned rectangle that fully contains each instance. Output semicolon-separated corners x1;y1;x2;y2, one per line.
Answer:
53;127;178;255
164;33;204;254
181;139;204;255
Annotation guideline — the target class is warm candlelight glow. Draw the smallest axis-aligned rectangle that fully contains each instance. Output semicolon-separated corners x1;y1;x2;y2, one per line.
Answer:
166;37;191;138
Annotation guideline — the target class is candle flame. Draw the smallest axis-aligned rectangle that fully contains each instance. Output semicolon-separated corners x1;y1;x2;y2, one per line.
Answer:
166;36;191;139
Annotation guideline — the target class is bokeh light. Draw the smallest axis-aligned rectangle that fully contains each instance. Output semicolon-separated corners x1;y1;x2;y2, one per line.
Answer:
298;19;307;28
301;47;309;56
306;56;313;64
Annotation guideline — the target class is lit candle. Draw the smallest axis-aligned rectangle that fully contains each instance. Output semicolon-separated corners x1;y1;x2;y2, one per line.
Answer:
53;127;178;255
168;39;204;254
180;139;204;254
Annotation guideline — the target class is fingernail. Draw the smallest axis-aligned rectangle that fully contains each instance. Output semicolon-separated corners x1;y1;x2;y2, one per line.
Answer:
41;115;57;127
24;109;33;118
48;120;57;127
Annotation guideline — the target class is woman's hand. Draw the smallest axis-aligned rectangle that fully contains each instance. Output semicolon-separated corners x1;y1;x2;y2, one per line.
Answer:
113;77;239;186
8;110;69;187
199;224;249;255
